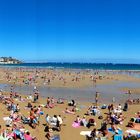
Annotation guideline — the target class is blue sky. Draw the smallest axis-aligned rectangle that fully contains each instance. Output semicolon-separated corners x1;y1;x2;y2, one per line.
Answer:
0;0;140;63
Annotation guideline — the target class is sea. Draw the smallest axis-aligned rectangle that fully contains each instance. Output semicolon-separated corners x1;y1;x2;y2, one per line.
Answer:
0;62;140;70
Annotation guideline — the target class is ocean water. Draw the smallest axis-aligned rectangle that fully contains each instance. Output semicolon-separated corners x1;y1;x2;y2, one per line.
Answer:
0;63;140;70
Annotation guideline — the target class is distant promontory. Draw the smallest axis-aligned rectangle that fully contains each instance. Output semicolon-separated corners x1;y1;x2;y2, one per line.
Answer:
0;57;22;64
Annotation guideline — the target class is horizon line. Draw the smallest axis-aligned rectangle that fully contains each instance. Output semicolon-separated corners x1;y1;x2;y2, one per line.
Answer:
19;62;140;65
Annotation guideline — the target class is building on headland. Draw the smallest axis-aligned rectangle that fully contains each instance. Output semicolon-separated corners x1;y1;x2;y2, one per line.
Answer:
0;57;22;64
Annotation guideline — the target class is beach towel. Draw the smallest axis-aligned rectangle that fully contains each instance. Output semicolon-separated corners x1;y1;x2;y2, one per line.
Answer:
0;133;8;140
76;108;81;111
133;124;140;131
49;104;54;108
3;117;11;121
108;128;123;135
113;135;123;140
51;135;60;140
13;129;22;136
62;111;75;115
80;131;91;136
40;104;45;107
100;137;108;140
72;122;81;128
126;130;140;135
0;136;8;140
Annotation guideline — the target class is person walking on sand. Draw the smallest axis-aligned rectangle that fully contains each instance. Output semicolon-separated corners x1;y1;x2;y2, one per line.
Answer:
95;92;99;106
128;90;132;99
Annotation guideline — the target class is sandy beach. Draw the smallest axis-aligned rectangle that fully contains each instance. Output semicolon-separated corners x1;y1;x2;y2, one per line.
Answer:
0;68;140;88
0;68;140;140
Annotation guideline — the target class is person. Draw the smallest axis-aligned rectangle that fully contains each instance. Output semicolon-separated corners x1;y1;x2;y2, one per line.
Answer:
50;115;58;126
46;97;50;108
65;108;75;114
123;102;128;111
90;128;98;138
135;111;140;118
47;79;51;85
33;86;37;92
45;132;51;140
118;104;122;110
86;128;98;140
33;93;38;103
108;104;114;113
16;104;20;112
112;97;115;103
27;102;32;108
36;92;39;101
57;115;63;125
127;90;132;100
81;116;88;127
68;99;75;106
95;92;99;105
75;115;81;123
44;124;50;133
111;124;119;133
87;118;96;128
46;114;51;124
51;97;55;104
24;131;33;140
57;98;64;104
72;106;77;112
127;118;135;128
98;121;108;136
57;115;63;130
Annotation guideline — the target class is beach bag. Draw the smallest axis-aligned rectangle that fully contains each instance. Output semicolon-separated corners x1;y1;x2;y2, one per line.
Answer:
98;116;103;119
135;119;140;123
40;111;44;115
101;105;107;109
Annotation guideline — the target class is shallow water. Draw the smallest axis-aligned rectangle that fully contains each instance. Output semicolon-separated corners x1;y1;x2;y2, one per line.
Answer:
0;81;140;104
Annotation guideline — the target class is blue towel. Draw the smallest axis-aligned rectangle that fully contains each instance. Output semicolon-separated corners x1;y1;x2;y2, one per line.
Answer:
108;128;123;135
114;135;122;140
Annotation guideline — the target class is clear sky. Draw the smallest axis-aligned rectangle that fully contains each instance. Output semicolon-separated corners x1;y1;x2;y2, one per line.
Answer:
0;0;140;63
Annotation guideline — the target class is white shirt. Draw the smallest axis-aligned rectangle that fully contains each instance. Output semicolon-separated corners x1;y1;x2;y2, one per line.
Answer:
57;116;63;124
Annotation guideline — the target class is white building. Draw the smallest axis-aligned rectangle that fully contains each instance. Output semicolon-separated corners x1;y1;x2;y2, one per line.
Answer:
0;57;19;64
0;58;4;62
